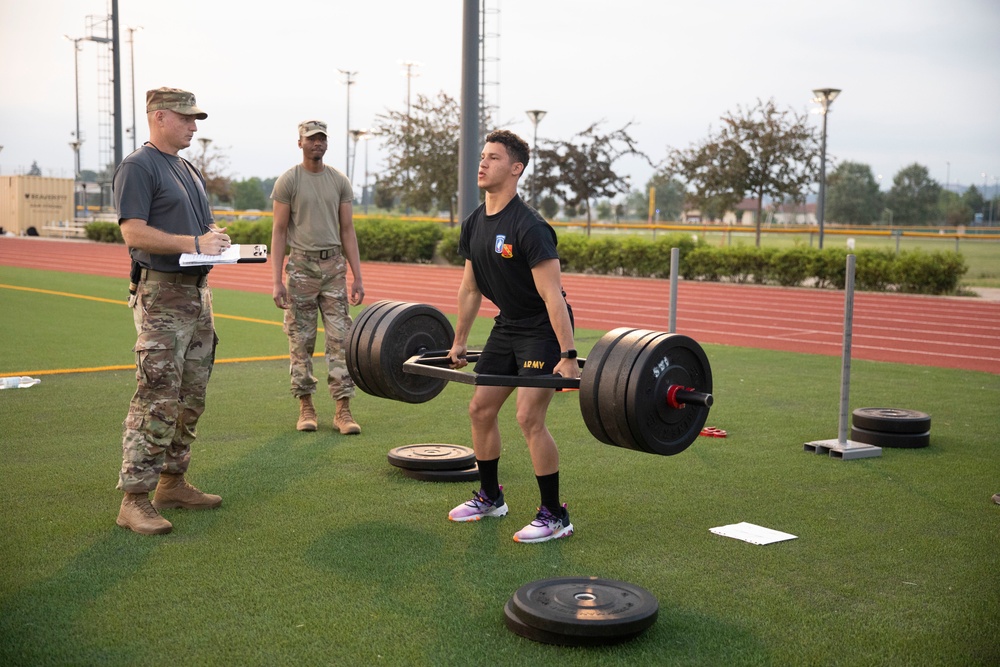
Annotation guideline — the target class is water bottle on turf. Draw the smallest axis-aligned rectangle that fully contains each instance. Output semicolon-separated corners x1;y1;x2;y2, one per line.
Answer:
0;376;41;390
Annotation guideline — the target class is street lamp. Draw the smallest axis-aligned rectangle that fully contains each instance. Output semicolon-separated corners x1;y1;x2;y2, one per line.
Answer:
401;61;421;216
525;109;547;208
338;69;358;175
812;87;841;249
127;26;143;152
349;129;368;184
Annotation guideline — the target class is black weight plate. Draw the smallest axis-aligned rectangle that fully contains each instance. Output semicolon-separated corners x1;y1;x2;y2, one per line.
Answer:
580;328;638;447
347;300;395;397
351;300;407;399
398;463;480;482
387;444;476;471
362;301;414;399
596;329;665;452
851;426;930;449
509;576;658;638
502;599;647;647
625;333;712;456
852;408;931;434
371;303;454;403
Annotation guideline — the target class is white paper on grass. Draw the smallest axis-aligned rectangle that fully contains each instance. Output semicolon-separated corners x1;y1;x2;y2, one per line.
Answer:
710;522;798;545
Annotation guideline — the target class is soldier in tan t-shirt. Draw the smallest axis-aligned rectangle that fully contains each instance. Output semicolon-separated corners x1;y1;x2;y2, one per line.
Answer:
270;119;365;435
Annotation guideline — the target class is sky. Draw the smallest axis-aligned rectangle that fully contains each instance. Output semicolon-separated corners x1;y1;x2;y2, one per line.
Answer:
2;0;999;200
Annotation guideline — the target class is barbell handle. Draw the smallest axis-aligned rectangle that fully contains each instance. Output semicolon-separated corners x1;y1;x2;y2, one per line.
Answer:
667;385;714;409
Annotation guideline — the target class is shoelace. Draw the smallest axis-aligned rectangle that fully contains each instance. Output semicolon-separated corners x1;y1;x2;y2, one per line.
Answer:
530;507;560;527
467;489;494;509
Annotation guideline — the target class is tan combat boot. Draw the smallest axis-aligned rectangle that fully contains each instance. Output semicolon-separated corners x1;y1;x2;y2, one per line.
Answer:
152;472;222;510
334;398;361;435
117;492;173;535
297;395;318;432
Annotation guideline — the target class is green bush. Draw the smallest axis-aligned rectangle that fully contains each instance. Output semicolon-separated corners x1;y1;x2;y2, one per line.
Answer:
682;247;722;281
84;221;123;243
436;226;463;266
813;247;849;288
854;248;897;291
770;247;816;287
224;219;272;246
355;218;441;263
894;249;967;294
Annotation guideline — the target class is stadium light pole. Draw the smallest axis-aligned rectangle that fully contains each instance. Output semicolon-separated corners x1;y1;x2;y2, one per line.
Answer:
812;88;840;249
338;70;358;175
525;109;547;208
349;128;368;184
127;26;142;152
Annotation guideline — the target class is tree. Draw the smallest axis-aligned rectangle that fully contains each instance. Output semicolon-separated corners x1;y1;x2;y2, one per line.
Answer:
538;195;559;220
667;98;820;246
884;163;942;226
187;144;232;205
28;161;41;176
533;121;650;234
372;91;460;218
645;171;686;221
825;161;882;225
961;185;985;217
231;177;269;211
939;190;973;226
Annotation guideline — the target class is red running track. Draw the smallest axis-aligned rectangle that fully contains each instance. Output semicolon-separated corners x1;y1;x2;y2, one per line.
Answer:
3;236;999;374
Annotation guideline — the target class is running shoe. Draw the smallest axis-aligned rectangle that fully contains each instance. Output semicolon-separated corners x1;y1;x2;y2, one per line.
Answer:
513;504;574;543
448;487;509;522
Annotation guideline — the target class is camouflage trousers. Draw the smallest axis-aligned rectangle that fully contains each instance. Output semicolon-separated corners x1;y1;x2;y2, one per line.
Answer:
284;249;355;400
118;281;218;493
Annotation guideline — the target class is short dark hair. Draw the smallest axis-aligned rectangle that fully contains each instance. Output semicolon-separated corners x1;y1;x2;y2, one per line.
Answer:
485;129;530;170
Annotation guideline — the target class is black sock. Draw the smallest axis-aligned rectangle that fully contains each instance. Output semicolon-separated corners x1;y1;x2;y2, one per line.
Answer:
536;471;560;513
477;458;500;501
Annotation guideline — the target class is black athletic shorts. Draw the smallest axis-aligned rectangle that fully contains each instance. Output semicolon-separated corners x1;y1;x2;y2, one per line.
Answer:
474;304;574;377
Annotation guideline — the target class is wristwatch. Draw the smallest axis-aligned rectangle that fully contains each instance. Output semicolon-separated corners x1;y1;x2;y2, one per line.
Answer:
559;349;578;359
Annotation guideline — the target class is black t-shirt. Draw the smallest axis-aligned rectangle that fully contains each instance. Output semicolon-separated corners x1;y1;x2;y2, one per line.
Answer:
113;144;213;274
458;194;559;321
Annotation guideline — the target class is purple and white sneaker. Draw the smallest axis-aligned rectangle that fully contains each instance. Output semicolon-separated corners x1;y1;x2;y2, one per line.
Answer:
513;504;574;543
448;487;508;522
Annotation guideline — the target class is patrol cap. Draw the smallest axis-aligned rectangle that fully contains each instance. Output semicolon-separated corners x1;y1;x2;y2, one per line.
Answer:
299;120;328;138
146;87;208;120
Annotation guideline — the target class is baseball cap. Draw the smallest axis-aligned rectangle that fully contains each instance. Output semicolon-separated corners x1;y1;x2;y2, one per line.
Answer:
146;87;208;120
299;120;328;138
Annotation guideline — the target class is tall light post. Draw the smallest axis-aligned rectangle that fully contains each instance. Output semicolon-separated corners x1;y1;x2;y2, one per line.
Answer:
525;109;547;208
349;129;368;184
338;69;358;175
127;26;142;152
65;36;86;218
812;87;841;249
401;61;421;216
362;133;372;215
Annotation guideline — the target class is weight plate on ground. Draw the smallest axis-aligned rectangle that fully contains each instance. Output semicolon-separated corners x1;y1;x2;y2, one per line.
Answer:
387;444;476;470
852;408;931;434
579;328;639;447
398;463;480;482
851;426;930;449
502;599;647;647
595;329;665;452
625;333;712;456
347;300;395;397
509;576;658;638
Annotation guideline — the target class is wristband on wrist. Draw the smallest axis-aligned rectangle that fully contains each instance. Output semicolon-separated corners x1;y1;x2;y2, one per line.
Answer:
194;235;201;254
559;349;578;359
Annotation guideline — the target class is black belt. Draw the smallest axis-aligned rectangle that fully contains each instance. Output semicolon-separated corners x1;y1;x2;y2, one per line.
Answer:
141;268;207;287
293;248;340;260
